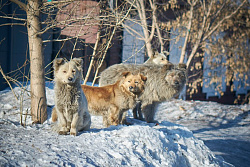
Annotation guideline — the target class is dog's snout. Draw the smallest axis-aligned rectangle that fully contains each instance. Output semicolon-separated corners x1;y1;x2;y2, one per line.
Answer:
68;77;73;81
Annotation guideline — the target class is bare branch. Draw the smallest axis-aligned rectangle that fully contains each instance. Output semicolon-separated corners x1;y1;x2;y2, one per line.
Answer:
91;0;135;85
0;23;26;27
148;0;156;42
9;0;27;11
83;31;101;85
43;36;78;43
0;66;18;101
186;0;214;67
0;15;27;22
203;0;247;41
122;44;146;63
122;23;145;40
92;26;117;85
180;1;197;63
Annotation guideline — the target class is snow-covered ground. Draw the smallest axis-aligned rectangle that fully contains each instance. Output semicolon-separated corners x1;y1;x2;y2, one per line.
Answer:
156;100;250;167
0;84;249;166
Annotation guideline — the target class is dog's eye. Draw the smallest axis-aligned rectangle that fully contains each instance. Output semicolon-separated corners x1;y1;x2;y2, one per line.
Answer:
72;70;76;73
63;71;67;73
135;81;138;84
128;81;131;83
161;58;164;60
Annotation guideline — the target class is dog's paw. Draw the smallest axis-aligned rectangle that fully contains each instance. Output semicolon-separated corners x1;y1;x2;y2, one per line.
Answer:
70;128;77;136
110;121;119;126
59;131;68;135
66;127;71;132
59;126;69;135
70;132;77;136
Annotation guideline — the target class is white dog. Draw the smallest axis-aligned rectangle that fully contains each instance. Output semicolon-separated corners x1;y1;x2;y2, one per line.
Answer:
52;58;91;136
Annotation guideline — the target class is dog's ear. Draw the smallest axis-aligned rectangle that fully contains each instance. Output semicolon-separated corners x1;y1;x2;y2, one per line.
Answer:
162;63;174;71
139;74;147;82
152;48;159;58
122;71;131;78
178;63;187;69
72;58;83;70
53;58;65;72
162;51;169;56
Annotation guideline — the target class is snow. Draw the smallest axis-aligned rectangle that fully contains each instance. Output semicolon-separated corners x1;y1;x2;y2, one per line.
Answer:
0;84;249;167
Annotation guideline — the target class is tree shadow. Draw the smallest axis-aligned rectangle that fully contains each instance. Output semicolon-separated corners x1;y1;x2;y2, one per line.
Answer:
183;110;250;167
192;110;250;134
203;139;250;167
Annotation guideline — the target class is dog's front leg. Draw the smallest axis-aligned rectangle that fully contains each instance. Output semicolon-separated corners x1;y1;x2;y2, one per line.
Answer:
70;112;79;136
119;110;126;125
137;102;144;120
57;108;68;135
120;110;131;125
141;102;159;123
103;113;111;127
132;106;138;119
109;105;119;126
66;121;71;132
132;102;144;120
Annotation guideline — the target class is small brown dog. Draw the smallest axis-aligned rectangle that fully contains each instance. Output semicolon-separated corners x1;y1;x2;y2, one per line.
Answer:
82;72;147;127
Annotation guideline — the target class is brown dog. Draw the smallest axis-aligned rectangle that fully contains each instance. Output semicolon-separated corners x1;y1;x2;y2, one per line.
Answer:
99;63;187;123
82;72;147;127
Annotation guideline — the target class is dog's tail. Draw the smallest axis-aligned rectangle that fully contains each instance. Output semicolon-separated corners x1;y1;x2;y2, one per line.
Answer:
51;107;58;122
50;107;60;133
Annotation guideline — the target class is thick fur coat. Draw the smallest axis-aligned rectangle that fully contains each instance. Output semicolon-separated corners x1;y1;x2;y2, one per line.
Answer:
82;72;147;127
52;58;91;136
99;63;187;123
100;50;169;120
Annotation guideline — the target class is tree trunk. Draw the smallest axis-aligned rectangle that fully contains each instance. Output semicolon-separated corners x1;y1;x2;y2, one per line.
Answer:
27;0;47;123
137;0;155;58
180;3;194;64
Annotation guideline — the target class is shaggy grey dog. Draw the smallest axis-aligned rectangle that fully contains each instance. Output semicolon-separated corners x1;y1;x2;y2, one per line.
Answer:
52;58;91;136
99;63;187;123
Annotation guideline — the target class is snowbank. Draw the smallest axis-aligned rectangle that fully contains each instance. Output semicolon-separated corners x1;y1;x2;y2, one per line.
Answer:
0;85;231;166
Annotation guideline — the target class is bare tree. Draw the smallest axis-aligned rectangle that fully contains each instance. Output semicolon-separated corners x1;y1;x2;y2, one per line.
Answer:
122;0;249;100
1;0;101;123
122;0;168;58
181;0;247;68
162;0;249;99
8;0;47;123
0;61;31;126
